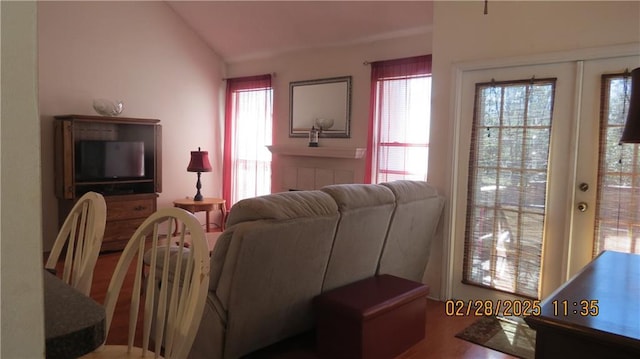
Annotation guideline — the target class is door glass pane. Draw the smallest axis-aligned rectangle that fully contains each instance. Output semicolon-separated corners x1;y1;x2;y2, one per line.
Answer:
464;79;556;298
594;74;640;255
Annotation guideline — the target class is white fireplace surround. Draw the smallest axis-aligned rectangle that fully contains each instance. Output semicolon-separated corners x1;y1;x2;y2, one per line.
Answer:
267;145;366;191
267;145;365;159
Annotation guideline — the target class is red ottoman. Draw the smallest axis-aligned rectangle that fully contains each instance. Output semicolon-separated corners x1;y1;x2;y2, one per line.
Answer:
313;274;429;359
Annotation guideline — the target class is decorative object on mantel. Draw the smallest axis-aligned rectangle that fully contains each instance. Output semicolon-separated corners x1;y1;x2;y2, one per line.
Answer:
620;67;640;143
92;98;124;117
309;126;319;147
308;119;333;147
315;118;334;131
290;76;352;138
187;147;212;201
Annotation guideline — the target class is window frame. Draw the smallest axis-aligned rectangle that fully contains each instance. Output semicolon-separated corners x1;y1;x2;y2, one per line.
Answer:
366;55;432;184
222;74;273;207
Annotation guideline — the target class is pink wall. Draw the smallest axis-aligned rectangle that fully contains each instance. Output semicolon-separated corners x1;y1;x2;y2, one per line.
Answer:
38;1;224;250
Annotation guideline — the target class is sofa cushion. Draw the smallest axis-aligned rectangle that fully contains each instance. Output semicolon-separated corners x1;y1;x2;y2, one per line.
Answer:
211;190;340;358
210;190;338;293
209;231;234;291
226;190;338;225
219;219;337;358
320;184;396;291
378;180;445;282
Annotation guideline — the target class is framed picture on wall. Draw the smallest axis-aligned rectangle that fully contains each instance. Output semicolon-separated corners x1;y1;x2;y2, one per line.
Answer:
289;76;352;138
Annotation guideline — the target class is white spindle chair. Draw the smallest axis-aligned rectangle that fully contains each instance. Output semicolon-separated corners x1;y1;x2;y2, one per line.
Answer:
45;191;107;296
82;207;210;359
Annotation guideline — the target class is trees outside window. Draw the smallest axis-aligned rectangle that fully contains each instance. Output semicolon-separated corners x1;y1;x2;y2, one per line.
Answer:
464;78;556;298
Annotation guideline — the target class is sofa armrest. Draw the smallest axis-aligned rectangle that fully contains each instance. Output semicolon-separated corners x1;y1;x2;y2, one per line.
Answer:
209;231;233;291
378;180;445;282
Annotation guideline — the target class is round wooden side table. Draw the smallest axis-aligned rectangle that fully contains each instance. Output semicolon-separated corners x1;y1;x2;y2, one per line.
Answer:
173;197;226;232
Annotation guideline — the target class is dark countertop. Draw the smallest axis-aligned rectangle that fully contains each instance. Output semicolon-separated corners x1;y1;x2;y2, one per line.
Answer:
526;250;640;351
44;270;106;359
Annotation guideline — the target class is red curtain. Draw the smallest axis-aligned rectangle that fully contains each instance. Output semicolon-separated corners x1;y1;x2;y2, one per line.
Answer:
223;74;273;207
365;55;432;183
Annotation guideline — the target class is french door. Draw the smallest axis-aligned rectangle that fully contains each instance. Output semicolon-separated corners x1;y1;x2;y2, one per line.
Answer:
450;49;640;302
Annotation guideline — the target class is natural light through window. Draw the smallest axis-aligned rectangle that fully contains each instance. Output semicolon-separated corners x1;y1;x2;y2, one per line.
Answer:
464;78;556;298
231;90;272;201
367;55;431;184
594;73;640;255
223;75;273;206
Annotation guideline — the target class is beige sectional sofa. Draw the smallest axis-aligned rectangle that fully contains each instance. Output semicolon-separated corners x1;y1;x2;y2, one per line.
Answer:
152;180;445;359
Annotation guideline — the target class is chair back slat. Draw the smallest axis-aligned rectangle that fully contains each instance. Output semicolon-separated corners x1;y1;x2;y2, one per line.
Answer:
128;238;145;351
62;213;79;285
73;201;91;284
75;202;89;268
143;231;159;355
165;228;183;355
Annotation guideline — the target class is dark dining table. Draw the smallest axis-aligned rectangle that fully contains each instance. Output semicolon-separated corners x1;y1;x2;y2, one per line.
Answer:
525;250;640;359
43;270;105;359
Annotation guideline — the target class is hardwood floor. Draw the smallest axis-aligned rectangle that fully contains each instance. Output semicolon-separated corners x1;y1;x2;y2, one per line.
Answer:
85;252;516;359
418;301;517;359
85;250;145;347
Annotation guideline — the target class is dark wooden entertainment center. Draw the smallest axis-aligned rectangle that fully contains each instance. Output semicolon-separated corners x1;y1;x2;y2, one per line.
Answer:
54;114;162;251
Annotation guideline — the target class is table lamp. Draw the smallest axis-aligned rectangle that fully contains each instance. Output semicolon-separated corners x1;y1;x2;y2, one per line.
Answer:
620;67;640;143
187;147;212;201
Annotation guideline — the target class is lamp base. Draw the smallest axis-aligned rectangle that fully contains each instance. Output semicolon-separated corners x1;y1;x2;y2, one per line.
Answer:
193;171;204;201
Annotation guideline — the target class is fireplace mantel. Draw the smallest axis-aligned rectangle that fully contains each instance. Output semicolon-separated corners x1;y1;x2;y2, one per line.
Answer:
267;145;366;159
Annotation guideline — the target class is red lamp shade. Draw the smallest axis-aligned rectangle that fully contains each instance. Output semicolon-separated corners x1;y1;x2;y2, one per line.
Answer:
620;67;640;143
187;147;212;172
187;147;212;201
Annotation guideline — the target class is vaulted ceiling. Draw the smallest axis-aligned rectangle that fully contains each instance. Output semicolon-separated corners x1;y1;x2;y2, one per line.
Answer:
167;1;433;63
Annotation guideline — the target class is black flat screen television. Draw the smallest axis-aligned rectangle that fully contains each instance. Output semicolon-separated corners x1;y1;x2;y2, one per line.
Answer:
75;140;145;180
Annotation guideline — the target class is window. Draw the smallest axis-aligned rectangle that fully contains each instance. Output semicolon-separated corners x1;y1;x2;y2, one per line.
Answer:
366;55;432;183
223;74;273;206
594;73;640;255
463;78;556;298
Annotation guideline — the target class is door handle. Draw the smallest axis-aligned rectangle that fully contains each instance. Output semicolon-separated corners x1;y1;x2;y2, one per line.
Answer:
577;202;588;212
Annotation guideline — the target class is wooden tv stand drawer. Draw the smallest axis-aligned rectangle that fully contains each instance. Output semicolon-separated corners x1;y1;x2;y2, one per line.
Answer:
102;194;157;252
106;195;155;220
